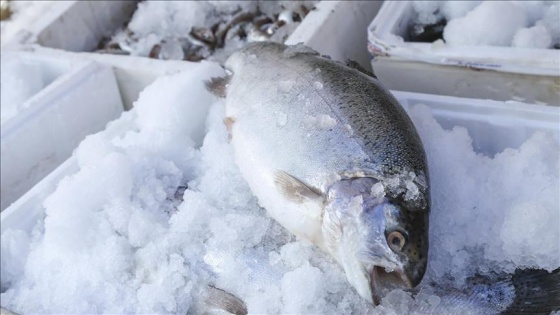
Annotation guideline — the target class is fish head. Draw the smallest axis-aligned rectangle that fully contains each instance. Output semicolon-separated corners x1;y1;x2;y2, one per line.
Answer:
323;177;429;305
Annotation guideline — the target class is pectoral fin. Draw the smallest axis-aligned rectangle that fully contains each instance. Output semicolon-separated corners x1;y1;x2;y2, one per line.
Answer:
322;208;343;256
202;285;247;315
274;171;324;204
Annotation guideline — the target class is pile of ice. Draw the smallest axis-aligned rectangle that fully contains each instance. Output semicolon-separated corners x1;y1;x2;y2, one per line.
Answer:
0;56;45;124
1;61;558;314
105;1;316;63
412;1;560;48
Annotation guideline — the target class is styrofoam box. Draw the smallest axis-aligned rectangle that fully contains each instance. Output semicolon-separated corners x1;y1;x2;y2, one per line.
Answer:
2;90;558;241
286;0;383;72
1;1;138;51
4;1;381;73
25;45;206;110
367;1;560;106
0;52;123;211
8;0;382;111
0;114;130;234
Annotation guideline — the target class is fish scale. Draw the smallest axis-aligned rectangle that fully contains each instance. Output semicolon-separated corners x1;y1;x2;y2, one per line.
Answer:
308;56;427;178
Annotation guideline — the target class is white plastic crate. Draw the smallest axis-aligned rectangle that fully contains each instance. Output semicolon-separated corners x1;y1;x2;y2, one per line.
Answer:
27;45;208;110
286;0;383;71
0;52;123;211
0;114;131;233
367;1;560;105
2;90;558;235
2;1;137;51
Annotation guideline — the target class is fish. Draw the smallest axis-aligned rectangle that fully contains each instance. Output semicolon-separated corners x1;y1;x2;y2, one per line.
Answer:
207;42;431;305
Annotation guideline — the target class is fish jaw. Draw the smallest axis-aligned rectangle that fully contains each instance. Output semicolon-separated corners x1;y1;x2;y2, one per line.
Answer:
332;220;409;306
335;241;406;305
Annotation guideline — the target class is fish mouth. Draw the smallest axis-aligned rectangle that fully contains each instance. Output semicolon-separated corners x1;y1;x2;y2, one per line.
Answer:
370;266;413;305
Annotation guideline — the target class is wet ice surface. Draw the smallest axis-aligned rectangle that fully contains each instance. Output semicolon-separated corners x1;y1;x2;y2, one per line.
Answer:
410;1;560;49
102;1;317;63
0;56;45;124
1;62;559;314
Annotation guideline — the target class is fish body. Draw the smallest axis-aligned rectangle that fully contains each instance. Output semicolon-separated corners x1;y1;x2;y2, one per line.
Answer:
218;42;430;304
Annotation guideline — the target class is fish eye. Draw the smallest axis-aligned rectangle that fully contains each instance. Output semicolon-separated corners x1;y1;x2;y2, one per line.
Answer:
387;230;406;252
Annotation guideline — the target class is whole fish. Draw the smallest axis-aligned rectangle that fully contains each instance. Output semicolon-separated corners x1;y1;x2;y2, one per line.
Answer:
208;42;430;305
208;42;560;312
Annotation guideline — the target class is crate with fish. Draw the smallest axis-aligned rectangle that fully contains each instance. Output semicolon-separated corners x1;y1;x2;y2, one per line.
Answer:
97;0;320;63
367;1;560;105
105;0;381;68
1;46;558;313
0;51;123;212
2;0;322;64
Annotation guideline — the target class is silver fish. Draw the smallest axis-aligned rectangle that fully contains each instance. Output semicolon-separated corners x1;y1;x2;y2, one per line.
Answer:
208;42;430;305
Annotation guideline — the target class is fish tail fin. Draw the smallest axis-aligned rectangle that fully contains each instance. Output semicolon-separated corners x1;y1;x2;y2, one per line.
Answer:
502;267;560;314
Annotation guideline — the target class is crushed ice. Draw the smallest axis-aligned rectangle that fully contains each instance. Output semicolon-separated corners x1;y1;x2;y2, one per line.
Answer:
410;1;560;49
1;65;558;314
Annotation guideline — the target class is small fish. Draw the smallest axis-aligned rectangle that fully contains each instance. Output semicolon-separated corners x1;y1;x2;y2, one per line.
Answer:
208;42;430;305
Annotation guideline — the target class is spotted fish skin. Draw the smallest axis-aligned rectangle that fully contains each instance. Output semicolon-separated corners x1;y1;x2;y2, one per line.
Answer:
221;42;430;304
306;56;427;180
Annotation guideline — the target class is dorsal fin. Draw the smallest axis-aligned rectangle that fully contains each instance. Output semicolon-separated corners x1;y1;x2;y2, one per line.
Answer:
345;59;376;78
283;43;320;58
